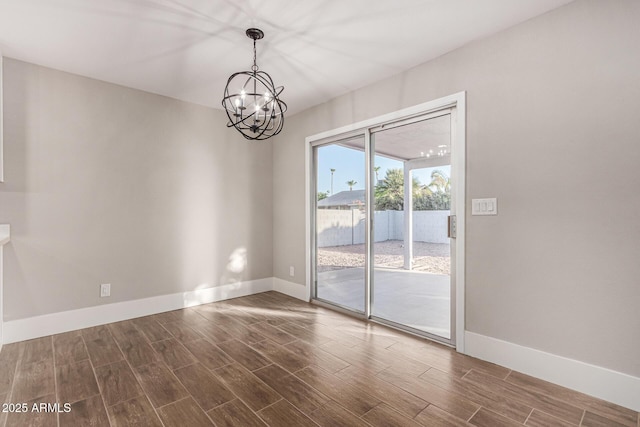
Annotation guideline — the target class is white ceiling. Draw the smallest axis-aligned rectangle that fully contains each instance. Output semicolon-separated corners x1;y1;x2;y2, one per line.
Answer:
0;0;573;115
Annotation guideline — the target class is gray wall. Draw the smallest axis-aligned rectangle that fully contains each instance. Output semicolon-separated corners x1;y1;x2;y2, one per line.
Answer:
273;0;640;377
0;59;273;321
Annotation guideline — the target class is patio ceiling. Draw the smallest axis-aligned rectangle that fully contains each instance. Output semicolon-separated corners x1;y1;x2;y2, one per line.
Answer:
337;114;451;162
374;115;451;162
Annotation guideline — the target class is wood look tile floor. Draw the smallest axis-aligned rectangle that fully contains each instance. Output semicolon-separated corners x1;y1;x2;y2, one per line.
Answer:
0;291;637;427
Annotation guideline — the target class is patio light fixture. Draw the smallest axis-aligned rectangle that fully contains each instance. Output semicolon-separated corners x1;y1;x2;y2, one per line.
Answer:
222;28;287;140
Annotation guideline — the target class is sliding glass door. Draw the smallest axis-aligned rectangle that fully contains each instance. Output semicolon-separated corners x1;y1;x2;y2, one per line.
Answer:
313;136;367;313
311;103;461;346
371;114;452;339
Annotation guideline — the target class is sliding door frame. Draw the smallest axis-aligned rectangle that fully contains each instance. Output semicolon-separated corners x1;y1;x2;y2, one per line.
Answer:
310;133;369;317
305;92;466;352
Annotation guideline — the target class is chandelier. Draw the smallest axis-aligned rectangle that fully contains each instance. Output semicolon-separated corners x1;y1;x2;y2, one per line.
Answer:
222;28;287;140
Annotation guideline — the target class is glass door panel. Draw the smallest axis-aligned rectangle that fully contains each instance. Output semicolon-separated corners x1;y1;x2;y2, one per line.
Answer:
371;115;452;338
314;136;367;313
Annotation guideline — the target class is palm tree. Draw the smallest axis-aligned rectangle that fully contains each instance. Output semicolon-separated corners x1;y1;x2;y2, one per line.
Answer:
330;169;336;194
346;180;357;191
428;170;451;193
374;168;421;210
374;166;381;184
414;170;451;210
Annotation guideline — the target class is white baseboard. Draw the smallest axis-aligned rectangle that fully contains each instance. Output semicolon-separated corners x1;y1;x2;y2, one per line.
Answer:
7;278;637;412
465;331;640;412
272;277;309;301
3;277;273;344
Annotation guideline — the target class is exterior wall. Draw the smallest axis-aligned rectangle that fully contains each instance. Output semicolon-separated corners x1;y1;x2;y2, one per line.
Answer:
316;209;363;247
273;0;640;377
0;59;274;321
374;210;391;242
317;209;450;247
411;210;450;244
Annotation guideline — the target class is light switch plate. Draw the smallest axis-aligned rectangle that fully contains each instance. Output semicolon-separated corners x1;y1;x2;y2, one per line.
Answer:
472;198;497;215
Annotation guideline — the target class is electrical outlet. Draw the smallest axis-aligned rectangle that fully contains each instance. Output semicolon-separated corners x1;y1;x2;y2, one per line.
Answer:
289;266;295;277
100;283;111;297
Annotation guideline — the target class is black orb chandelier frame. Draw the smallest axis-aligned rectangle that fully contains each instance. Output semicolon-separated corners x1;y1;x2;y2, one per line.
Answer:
222;28;287;140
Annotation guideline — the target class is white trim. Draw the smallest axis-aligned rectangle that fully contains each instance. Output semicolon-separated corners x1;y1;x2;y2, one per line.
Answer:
465;331;640;412
452;96;466;353
370;108;453;135
304;133;312;303
305;92;466;351
363;130;372;318
273;277;309;301
3;277;273;344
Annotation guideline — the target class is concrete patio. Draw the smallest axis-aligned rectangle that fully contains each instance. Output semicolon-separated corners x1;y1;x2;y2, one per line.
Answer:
316;267;450;339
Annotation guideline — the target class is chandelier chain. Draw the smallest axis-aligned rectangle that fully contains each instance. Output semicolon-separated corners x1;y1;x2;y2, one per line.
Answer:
252;38;259;72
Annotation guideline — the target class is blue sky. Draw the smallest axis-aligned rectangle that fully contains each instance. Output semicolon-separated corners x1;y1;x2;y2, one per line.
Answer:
317;144;451;195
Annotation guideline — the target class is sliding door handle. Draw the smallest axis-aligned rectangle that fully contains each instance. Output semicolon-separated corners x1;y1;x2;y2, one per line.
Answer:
448;215;457;239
